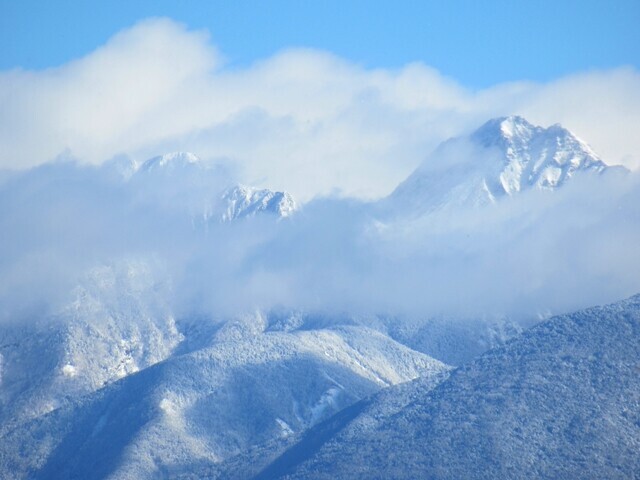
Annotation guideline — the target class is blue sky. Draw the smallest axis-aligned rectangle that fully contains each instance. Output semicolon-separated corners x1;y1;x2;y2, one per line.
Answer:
1;0;639;87
1;1;639;197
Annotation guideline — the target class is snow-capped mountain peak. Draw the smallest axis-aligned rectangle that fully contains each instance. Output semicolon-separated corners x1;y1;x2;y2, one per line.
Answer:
129;152;297;222
471;115;539;147
471;115;606;194
138;151;202;172
388;116;610;214
221;185;297;222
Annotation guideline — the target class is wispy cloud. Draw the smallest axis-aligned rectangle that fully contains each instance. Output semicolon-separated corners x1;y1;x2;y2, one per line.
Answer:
1;157;638;325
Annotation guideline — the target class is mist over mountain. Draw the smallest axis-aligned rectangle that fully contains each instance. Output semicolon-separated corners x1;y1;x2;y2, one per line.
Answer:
0;117;638;479
387;116;612;214
1;117;638;325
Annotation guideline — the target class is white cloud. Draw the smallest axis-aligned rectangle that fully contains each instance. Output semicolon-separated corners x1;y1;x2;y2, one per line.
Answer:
2;159;638;325
513;68;640;170
0;18;639;200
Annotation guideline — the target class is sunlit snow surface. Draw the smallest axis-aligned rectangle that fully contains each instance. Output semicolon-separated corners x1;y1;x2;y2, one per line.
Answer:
234;295;640;480
0;305;447;479
0;117;638;479
388;116;610;214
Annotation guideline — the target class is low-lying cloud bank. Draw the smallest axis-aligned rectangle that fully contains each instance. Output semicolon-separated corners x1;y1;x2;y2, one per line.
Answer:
0;158;638;325
0;18;639;200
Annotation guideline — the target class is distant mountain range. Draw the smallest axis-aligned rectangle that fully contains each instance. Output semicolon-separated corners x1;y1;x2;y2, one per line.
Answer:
0;117;637;479
131;152;296;222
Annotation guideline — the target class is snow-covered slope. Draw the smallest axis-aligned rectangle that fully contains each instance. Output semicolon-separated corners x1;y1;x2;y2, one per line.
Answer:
378;314;524;366
0;122;637;480
257;294;640;480
387;116;610;214
0;261;183;436
0;307;447;479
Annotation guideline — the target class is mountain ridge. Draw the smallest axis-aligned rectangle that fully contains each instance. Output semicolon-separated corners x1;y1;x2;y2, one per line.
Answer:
387;116;612;215
0;115;637;479
253;293;640;479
